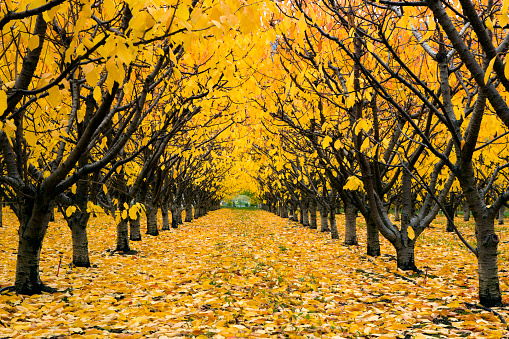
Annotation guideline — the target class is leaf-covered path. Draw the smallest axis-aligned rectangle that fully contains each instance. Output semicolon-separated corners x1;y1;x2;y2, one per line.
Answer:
1;208;509;338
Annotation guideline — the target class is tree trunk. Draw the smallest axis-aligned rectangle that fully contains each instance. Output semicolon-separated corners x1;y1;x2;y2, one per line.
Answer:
309;199;317;229
129;215;141;241
146;205;159;236
320;204;329;232
194;203;201;218
69;212;90;267
185;204;193;222
476;218;502;306
463;203;470;221
366;217;381;257
299;204;304;224
395;242;418;271
498;206;505;225
281;203;288;218
116;219;130;252
162;202;170;230
344;202;358;245
0;196;3;227
15;200;55;294
445;201;455;232
329;205;338;239
171;204;179;228
394;202;400;222
177;206;183;224
302;200;309;227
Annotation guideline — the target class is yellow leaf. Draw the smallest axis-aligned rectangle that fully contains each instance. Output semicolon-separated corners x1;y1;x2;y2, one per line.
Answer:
486;17;494;31
93;87;102;102
27;35;40;50
122;209;128;220
0;90;7;115
407;226;415;240
343;176;364;191
460;140;465;150
66;206;76;217
505;57;509;80
103;184;108;195
71;184;77;194
484;56;496;85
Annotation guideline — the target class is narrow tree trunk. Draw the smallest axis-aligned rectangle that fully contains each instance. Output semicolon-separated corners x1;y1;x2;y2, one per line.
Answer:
194;204;201;218
146;205;159;236
394;202;400;222
69;212;91;267
463;203;470;221
302;200;309;227
344;202;358;245
129;215;141;241
162;202;170;230
366;216;380;257
498;206;505;225
329;205;339;239
320;204;329;232
299;204;304;224
476;218;502;307
445;201;455;232
116;219;130;252
185;204;193;222
395;242;418;271
309;199;317;229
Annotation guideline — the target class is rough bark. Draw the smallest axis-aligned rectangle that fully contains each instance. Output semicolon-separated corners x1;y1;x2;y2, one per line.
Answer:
476;218;502;306
309;199;317;229
366;216;381;257
177;206;183;224
394;202;400;222
499;205;505;225
329;205;339;239
116;219;130;252
129;215;141;241
15;200;55;294
162;202;170;230
344;201;358;245
0;196;3;227
171;203;179;228
146;205;159;236
320;204;329;232
463;203;470;221
185;204;193;222
69;211;90;267
302;200;309;227
396;242;418;271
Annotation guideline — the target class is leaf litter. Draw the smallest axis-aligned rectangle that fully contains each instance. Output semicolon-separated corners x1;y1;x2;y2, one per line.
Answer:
0;208;508;338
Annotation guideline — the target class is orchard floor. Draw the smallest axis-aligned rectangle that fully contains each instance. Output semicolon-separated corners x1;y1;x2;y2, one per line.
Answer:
1;208;509;338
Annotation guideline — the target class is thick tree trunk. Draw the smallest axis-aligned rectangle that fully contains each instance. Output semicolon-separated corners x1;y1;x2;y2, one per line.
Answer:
177;206;183;224
146;205;159;236
366;217;381;257
69;212;90;267
320;204;329;232
463;203;470;221
395;242;418;271
476;218;502;306
309;199;317;229
299;204;304;224
185;204;193;222
15;200;55;294
162;202;170;230
171;204;179;228
344;202;358;245
116;219;130;252
329;205;339;239
498;206;505;225
194;204;201;219
281;203;288;218
129;216;141;241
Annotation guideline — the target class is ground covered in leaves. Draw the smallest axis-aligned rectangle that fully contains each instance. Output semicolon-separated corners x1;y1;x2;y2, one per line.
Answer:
1;208;509;338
